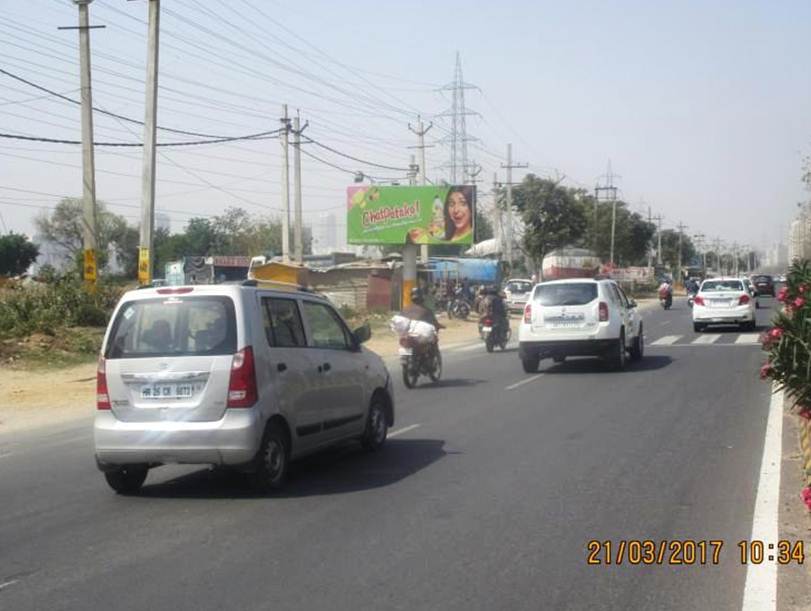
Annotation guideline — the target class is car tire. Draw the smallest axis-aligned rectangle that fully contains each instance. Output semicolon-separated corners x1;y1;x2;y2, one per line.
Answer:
743;320;756;332
521;355;539;373
361;397;388;452
607;330;626;371
693;323;704;333
629;326;644;361
249;422;290;493
104;465;148;495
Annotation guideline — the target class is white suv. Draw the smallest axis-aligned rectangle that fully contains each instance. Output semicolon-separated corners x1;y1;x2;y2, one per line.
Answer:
94;282;394;495
518;278;644;372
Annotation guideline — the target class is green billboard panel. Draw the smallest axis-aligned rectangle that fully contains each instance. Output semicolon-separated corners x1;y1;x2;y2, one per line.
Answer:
347;185;475;245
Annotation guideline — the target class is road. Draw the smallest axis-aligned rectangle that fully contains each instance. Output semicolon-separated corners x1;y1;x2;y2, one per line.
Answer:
0;297;784;610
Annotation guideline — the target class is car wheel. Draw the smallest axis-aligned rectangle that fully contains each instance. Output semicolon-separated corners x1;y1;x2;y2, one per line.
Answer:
629;327;644;361
428;351;442;382
249;422;290;493
361;397;388;452
607;331;626;371
693;323;704;333
744;320;756;332
104;465;148;495
521;355;539;373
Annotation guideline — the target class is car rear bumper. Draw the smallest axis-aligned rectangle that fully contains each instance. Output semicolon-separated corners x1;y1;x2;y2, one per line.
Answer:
519;339;616;359
693;306;754;323
94;408;262;469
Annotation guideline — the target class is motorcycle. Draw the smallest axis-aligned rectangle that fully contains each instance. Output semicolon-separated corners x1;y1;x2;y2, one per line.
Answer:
447;290;471;319
398;335;442;388
479;316;511;352
659;293;673;310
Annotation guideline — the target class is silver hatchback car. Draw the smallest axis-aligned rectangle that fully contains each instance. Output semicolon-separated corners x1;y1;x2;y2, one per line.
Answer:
94;282;394;494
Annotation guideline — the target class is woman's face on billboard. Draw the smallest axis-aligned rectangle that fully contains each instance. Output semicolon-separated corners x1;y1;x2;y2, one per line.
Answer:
448;191;471;234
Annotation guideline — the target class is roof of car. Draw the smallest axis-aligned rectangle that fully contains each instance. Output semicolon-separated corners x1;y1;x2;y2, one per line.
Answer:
123;281;329;302
536;278;604;285
702;277;744;282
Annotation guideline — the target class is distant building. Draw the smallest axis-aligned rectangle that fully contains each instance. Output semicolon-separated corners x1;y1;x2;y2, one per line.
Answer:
766;242;788;269
312;212;337;254
156;212;171;233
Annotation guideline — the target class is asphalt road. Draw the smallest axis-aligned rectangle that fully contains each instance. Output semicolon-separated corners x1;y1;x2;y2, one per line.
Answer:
0;296;780;610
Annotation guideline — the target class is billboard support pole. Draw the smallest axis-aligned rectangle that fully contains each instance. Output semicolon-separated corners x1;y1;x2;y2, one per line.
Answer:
403;245;417;308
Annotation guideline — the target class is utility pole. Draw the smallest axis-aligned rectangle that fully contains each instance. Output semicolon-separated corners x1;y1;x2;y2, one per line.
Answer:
62;0;104;288
676;221;687;284
138;0;160;285
694;233;706;272
492;172;503;255
501;143;527;268
647;206;653;270
280;105;291;262
291;113;308;264
653;214;664;265
595;161;619;267
408;116;433;263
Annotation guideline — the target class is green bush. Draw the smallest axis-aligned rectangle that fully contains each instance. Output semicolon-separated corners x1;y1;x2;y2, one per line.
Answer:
0;273;122;339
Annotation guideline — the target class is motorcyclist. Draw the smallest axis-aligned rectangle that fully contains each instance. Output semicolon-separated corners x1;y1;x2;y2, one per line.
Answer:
401;287;444;330
658;279;673;307
480;286;509;336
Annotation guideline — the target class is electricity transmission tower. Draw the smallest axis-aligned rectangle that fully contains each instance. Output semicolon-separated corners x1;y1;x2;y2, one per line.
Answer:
439;52;479;184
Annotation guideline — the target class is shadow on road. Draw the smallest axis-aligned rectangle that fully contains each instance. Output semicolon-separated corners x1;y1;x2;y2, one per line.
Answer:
417;378;487;389
137;438;447;499
541;354;672;374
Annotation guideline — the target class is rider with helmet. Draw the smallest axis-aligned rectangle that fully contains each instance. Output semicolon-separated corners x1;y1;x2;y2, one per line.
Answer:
400;287;445;330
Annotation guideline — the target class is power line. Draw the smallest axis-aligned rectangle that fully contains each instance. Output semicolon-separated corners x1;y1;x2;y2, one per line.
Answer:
0;130;281;147
302;136;409;172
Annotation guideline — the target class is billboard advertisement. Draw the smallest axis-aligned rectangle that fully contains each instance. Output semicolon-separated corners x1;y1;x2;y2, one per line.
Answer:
347;185;475;246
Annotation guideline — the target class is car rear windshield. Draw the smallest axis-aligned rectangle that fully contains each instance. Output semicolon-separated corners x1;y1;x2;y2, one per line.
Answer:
701;280;743;292
754;276;772;283
105;296;237;359
507;281;532;293
534;283;597;306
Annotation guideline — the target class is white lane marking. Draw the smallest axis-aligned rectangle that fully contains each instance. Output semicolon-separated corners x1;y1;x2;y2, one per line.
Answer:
735;334;761;345
0;452;11;459
456;343;482;352
740;387;783;611
0;579;19;591
692;334;721;344
505;374;543;391
650;335;681;346
659;320;672;326
388;424;421;438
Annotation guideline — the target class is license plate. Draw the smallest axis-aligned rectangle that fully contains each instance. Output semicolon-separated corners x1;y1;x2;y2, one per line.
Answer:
398;347;413;356
140;383;199;400
481;326;492;332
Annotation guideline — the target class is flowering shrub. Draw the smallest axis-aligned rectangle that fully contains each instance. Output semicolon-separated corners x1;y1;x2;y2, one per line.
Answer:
760;260;811;510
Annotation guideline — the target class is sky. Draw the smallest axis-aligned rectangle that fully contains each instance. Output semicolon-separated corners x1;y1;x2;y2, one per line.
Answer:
1;0;809;253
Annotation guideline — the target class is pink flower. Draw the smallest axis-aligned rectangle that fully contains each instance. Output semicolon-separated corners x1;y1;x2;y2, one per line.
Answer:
759;362;773;380
794;297;806;309
799;409;811;421
777;286;789;302
799;284;809;294
759;332;773;348
769;327;783;340
802;486;811;511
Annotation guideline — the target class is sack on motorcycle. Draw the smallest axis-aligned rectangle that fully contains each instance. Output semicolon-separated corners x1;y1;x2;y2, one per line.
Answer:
390;315;436;344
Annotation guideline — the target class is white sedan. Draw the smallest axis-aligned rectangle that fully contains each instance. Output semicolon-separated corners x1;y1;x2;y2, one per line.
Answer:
692;278;756;332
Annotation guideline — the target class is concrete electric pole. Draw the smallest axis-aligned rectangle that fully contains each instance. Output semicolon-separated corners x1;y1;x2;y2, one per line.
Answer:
63;0;104;287
595;161;619;267
653;214;664;265
676;221;687;284
501;143;527;268
408;116;433;263
291;113;308;264
280;105;291;262
138;0;160;285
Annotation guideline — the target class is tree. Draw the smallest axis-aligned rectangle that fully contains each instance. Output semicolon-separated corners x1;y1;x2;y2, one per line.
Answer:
475;209;494;242
34;198;136;274
657;229;696;270
0;232;39;276
511;174;588;271
582;198;655;266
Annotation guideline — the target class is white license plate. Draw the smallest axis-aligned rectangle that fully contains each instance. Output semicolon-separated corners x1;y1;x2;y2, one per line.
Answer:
140;383;199;400
398;347;413;356
481;326;492;332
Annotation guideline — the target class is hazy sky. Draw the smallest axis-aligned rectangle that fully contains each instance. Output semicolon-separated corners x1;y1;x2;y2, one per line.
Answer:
1;0;809;251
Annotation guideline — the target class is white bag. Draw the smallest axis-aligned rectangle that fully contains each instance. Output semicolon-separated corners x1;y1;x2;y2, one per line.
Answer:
407;320;437;344
389;315;411;335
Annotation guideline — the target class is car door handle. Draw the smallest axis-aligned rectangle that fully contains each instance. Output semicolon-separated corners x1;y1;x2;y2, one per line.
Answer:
277;363;287;372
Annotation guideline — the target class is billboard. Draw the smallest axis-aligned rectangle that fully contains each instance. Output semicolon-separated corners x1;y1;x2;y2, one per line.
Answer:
347;185;475;246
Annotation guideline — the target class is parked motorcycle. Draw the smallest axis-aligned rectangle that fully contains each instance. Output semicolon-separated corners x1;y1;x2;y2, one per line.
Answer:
479;316;511;352
398;336;442;388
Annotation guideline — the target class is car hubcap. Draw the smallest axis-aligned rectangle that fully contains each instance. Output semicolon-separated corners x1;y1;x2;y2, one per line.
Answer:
372;407;385;442
265;440;283;480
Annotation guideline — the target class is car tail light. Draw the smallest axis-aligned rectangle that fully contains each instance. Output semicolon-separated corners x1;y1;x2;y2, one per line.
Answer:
694;296;705;306
598;302;609;322
483;318;493;326
96;356;111;410
523;303;532;323
227;347;258;408
739;294;750;305
156;287;194;295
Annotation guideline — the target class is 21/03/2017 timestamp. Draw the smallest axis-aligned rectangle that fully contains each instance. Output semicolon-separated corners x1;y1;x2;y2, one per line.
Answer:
586;540;805;566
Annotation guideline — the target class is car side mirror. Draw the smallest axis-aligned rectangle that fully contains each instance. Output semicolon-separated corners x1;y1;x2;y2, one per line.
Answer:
629;299;637;309
353;323;371;346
